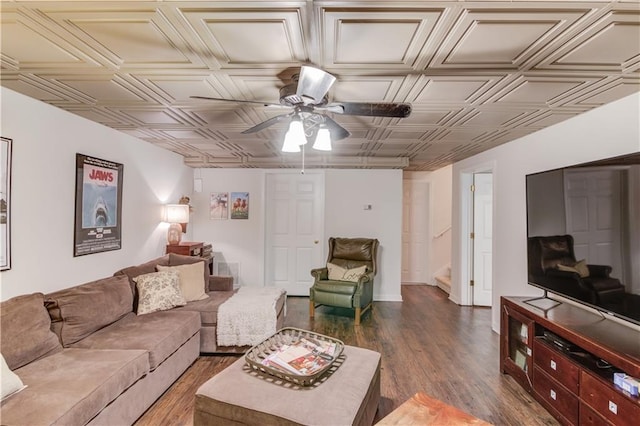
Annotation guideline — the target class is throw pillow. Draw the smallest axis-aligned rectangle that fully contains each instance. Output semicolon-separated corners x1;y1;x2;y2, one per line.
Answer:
327;263;367;283
573;259;590;278
134;270;187;315
45;275;133;346
0;293;62;370
557;260;590;278
1;353;26;401
156;262;209;302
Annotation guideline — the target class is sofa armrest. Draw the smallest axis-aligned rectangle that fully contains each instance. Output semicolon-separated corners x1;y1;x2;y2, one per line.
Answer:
209;275;233;291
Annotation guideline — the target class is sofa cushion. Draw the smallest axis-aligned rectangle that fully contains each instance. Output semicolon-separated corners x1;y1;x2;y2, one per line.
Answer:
46;275;133;346
0;293;62;370
176;291;236;325
114;255;171;308
135;270;187;315
0;348;149;426
69;310;200;370
314;280;357;295
1;353;26;401
157;262;209;302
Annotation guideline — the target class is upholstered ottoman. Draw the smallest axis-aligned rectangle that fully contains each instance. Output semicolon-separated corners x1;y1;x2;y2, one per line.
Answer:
194;345;381;426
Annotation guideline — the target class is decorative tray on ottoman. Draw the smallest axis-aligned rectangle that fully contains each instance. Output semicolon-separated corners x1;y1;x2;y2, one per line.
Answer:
245;327;344;386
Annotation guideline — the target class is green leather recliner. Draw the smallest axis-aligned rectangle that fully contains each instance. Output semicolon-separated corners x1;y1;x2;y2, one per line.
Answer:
309;237;379;325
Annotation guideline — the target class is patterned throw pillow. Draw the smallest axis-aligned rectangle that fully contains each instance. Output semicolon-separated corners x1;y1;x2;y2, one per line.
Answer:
327;263;367;283
134;270;186;315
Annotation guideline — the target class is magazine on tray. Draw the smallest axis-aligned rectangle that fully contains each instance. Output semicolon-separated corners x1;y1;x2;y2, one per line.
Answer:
261;337;337;376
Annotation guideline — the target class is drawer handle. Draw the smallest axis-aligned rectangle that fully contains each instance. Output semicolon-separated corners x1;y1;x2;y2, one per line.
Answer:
550;360;557;371
608;401;617;415
550;389;557;401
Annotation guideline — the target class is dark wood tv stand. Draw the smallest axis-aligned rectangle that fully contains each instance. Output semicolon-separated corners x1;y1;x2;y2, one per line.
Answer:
500;296;640;425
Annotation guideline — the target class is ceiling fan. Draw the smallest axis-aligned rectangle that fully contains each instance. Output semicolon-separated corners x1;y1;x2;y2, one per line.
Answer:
191;66;412;152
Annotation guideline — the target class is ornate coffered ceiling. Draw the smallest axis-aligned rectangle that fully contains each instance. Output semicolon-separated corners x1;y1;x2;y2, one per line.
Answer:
1;1;639;170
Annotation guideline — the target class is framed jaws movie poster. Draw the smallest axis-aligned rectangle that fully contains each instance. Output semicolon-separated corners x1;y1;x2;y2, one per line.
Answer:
74;154;123;257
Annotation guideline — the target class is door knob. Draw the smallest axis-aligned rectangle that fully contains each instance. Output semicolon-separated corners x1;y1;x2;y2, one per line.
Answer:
314;240;319;244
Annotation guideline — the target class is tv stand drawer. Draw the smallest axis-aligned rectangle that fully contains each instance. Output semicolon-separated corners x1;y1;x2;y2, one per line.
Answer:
580;371;640;426
534;339;580;394
534;366;579;425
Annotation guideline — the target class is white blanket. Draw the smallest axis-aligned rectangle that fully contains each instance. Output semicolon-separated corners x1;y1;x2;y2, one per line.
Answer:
216;286;286;347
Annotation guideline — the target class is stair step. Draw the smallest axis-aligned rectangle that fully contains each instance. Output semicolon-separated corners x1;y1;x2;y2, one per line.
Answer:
435;275;451;294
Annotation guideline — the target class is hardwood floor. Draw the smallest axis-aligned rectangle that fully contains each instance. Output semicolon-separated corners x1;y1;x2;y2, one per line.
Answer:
135;286;559;425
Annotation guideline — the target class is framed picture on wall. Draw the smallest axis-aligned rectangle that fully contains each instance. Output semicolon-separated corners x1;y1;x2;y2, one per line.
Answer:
73;153;124;256
1;137;12;270
210;192;228;220
230;192;249;219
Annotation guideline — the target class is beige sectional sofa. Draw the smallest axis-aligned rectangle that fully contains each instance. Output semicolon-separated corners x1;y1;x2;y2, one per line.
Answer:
0;254;286;425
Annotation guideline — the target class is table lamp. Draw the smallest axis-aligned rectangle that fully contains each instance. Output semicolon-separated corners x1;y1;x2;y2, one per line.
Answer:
164;204;190;245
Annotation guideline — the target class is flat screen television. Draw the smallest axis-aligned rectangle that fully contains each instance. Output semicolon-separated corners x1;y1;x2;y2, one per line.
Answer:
526;152;640;326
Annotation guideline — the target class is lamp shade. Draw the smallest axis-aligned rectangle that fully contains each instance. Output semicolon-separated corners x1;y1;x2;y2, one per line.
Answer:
164;204;190;224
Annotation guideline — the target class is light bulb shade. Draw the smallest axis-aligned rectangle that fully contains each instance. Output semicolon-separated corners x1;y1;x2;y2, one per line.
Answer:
312;127;332;151
289;119;307;146
164;204;190;224
281;119;305;152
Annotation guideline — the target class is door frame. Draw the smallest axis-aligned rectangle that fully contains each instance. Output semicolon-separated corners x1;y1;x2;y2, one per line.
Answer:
457;161;496;306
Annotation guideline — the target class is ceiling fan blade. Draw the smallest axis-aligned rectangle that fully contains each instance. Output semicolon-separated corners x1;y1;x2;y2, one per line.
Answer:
328;102;412;118
241;113;292;134
191;95;282;108
323;116;351;141
296;66;336;105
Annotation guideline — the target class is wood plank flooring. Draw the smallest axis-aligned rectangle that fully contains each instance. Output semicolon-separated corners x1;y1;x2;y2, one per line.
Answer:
135;285;559;425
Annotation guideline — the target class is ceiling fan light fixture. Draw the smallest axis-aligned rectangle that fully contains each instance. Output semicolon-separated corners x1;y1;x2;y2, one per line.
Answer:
282;117;305;152
312;126;332;151
296;66;336;105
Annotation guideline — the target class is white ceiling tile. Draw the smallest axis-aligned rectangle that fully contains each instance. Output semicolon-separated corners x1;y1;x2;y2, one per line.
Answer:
1;1;638;171
559;22;640;65
56;78;143;102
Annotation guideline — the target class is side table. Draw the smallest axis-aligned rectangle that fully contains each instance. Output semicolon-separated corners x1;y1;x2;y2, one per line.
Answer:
166;241;213;275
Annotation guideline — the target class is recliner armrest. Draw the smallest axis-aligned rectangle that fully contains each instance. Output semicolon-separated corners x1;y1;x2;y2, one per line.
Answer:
358;272;373;284
311;267;328;280
587;264;612;277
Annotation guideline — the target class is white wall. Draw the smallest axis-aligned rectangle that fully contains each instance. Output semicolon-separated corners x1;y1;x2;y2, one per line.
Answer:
404;166;453;284
324;169;403;301
187;169;265;288
188;168;403;301
450;92;640;332
0;88;193;300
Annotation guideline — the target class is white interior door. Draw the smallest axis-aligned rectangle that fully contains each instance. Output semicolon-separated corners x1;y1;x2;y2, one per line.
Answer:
564;169;625;282
401;180;430;284
265;172;324;296
472;173;492;306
